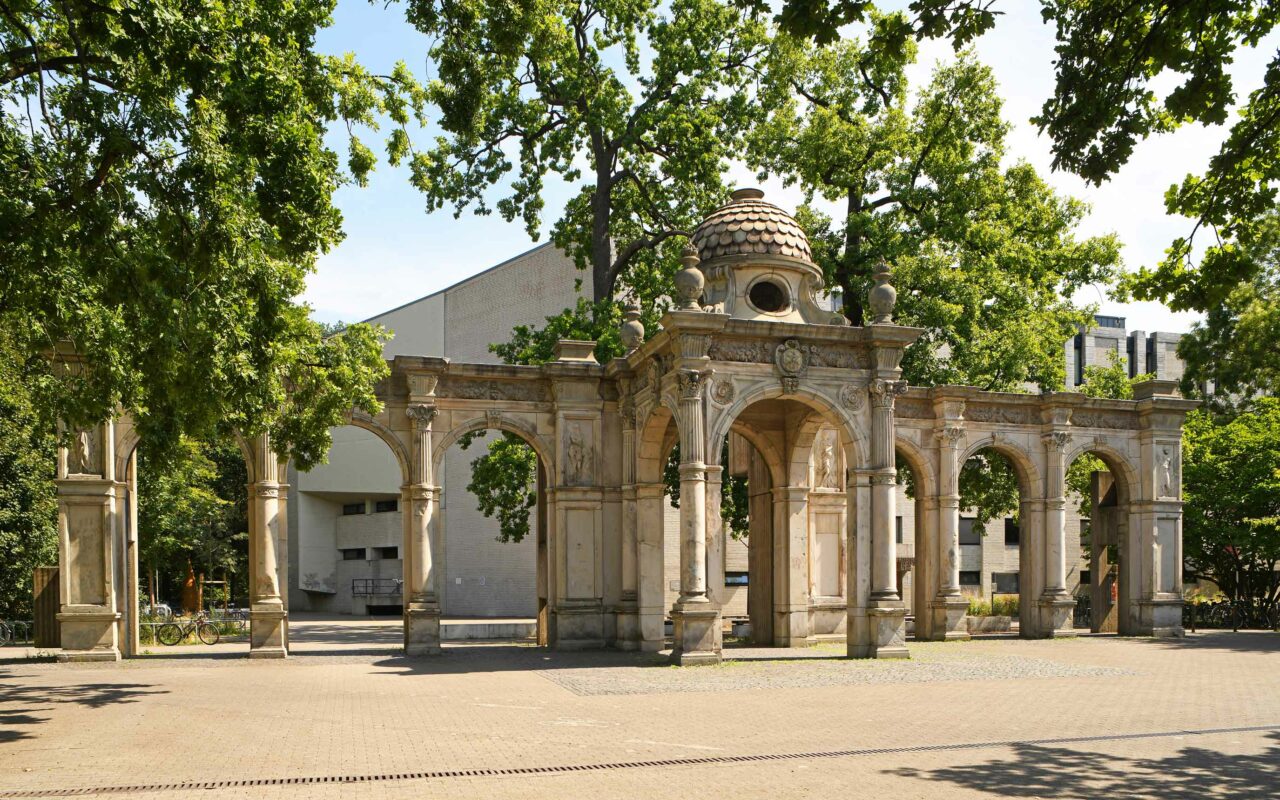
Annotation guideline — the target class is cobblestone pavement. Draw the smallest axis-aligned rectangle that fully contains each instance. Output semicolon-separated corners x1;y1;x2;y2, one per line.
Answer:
0;618;1276;799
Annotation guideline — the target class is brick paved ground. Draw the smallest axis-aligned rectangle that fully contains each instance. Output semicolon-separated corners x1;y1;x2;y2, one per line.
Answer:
1;615;1276;799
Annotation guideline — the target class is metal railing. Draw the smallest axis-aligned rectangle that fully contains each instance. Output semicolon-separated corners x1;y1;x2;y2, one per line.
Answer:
0;620;34;644
352;578;403;597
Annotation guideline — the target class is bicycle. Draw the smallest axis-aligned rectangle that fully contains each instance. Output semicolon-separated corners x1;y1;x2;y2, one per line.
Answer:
156;613;220;646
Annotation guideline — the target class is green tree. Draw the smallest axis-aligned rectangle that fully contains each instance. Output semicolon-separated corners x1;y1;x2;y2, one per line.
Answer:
1182;399;1280;622
137;437;249;608
0;333;56;620
1065;351;1153;517
0;1;412;468
397;0;768;306
751;38;1120;389
1174;210;1280;404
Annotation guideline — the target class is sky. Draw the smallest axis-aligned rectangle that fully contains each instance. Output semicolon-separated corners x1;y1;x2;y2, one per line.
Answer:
305;1;1280;334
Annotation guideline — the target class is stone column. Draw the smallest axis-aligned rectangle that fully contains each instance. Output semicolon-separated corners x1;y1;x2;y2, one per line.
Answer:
705;464;726;607
1036;430;1076;638
747;449;774;645
845;468;874;657
248;432;287;658
772;485;811;646
867;378;908;658
404;403;442;655
634;482;667;651
616;397;641;649
56;420;124;662
671;368;720;664
927;423;969;640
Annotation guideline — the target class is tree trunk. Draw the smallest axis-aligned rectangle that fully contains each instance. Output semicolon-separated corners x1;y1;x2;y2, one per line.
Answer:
839;190;866;323
590;146;613;304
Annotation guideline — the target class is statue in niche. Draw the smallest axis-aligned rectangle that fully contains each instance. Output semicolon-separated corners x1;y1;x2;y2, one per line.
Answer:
69;427;98;475
565;422;589;485
815;433;837;489
1159;446;1177;497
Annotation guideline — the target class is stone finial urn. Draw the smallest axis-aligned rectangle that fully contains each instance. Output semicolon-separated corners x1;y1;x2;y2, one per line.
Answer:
868;260;897;324
674;244;705;310
620;303;645;352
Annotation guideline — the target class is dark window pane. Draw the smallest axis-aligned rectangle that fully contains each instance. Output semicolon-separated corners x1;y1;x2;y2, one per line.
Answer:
993;572;1019;593
725;571;749;586
895;516;904;544
1004;518;1020;546
373;546;398;560
959;517;981;545
342;503;365;516
374;499;398;513
959;571;981;586
340;548;364;561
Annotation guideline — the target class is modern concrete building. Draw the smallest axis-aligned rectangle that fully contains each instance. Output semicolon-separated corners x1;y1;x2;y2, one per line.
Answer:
286;245;1191;624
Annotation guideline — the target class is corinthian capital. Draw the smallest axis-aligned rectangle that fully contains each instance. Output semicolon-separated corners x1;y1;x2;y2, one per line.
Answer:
677;369;709;400
407;404;438;426
1042;430;1071;451
869;378;908;408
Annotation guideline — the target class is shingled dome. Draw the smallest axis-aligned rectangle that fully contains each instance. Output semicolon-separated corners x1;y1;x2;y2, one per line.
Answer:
691;188;813;264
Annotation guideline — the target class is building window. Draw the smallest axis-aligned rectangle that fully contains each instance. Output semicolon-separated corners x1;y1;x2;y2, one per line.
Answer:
340;548;365;561
373;546;399;560
725;571;749;586
959;571;981;586
959;517;981;545
374;499;398;513
993;572;1019;594
341;502;365;516
1080;570;1091;586
1004;518;1020;546
895;515;904;544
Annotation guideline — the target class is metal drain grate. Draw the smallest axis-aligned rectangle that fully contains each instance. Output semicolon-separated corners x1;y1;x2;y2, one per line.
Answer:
3;723;1276;798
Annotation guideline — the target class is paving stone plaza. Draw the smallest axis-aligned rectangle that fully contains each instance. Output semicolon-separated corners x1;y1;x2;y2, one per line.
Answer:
1;617;1277;798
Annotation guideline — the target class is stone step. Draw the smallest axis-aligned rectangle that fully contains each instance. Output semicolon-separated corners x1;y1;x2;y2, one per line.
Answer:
440;619;537;641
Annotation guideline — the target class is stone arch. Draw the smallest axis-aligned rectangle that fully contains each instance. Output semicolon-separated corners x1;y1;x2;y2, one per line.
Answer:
1063;438;1139;504
343;413;412;485
432;413;555;477
725;421;787;489
707;380;869;473
894;433;938;498
636;404;676;485
960;436;1043;498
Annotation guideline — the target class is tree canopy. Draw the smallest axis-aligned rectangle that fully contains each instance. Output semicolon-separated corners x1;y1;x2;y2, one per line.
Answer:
397;0;768;306
0;0;411;468
749;33;1120;392
1182;398;1280;620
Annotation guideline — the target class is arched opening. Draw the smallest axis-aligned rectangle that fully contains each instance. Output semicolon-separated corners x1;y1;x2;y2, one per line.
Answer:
289;424;407;651
1065;445;1137;634
893;438;935;640
957;443;1041;636
431;418;553;647
119;430;257;658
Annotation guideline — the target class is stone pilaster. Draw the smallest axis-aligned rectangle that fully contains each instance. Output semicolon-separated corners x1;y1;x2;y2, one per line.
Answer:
867;378;908;658
671;368;720;664
246;432;287;659
927;421;969;641
616;395;641;649
403;403;442;655
1036;429;1076;638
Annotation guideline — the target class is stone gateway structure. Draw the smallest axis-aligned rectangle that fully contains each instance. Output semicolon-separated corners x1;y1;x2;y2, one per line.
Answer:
52;190;1198;663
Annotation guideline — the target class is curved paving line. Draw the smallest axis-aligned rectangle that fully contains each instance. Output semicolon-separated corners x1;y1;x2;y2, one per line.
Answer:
2;723;1277;798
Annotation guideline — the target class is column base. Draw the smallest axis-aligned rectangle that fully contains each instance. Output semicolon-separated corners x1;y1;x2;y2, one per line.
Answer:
928;596;971;642
615;606;640;650
249;603;288;658
1134;597;1184;637
551;602;606;650
670;602;721;665
868;600;909;659
1032;594;1077;639
404;604;442;656
57;608;121;661
773;605;812;648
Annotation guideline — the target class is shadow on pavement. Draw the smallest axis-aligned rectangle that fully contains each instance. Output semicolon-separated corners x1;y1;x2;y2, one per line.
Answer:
886;730;1280;799
0;677;167;743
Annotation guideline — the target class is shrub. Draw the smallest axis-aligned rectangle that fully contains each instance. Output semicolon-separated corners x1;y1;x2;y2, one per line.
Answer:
992;595;1020;616
967;597;992;617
